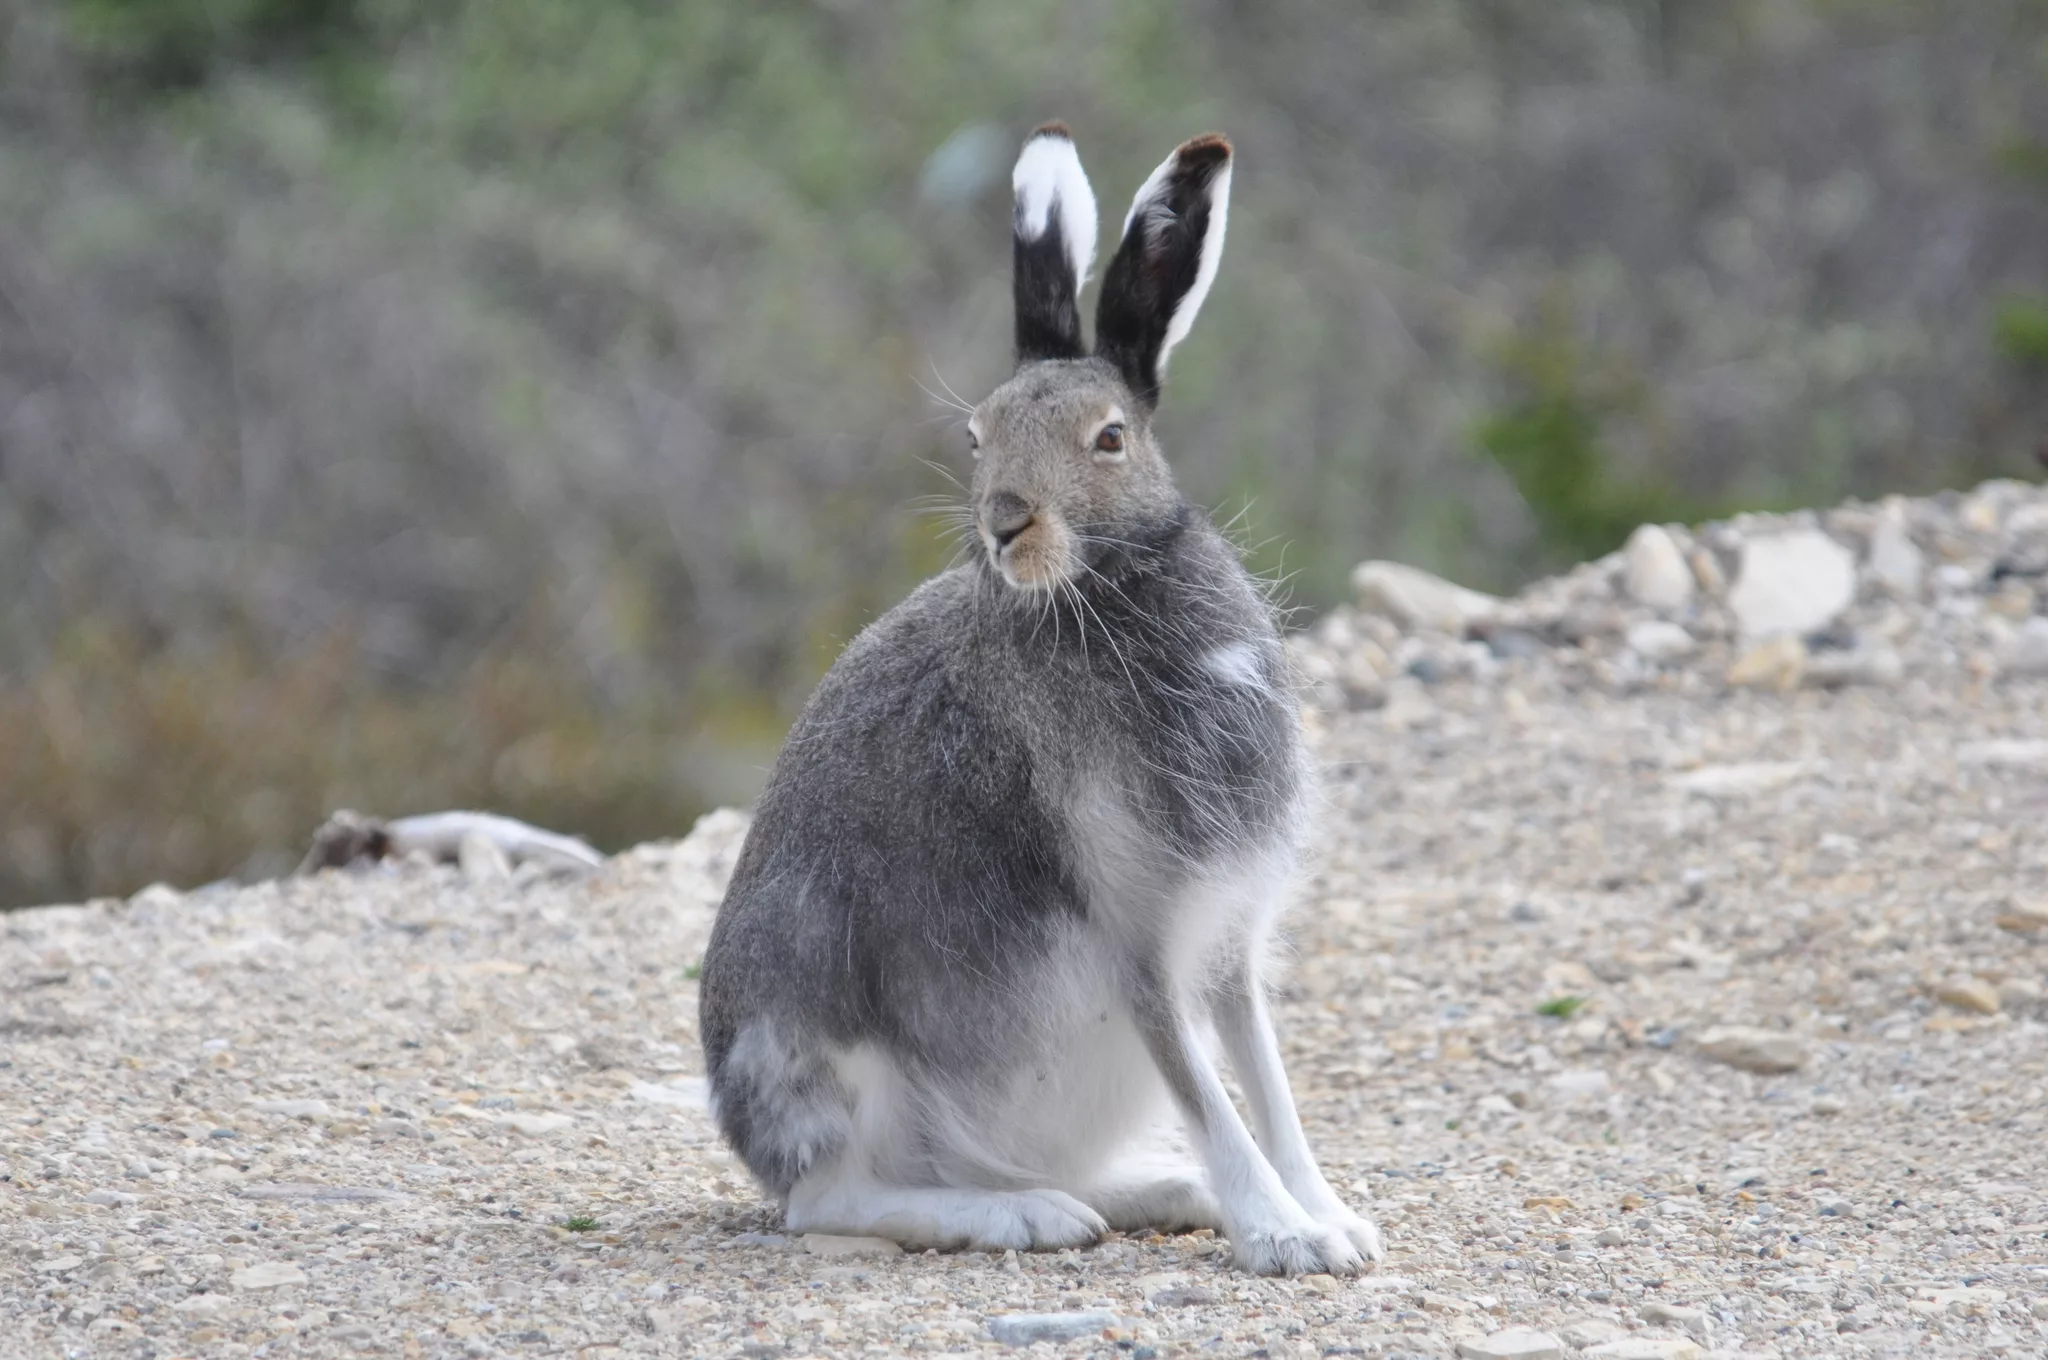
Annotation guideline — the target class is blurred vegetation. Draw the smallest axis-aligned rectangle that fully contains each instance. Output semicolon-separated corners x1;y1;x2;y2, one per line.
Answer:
0;625;719;899
1;0;2045;905
64;0;372;86
1474;291;1704;564
1996;298;2048;368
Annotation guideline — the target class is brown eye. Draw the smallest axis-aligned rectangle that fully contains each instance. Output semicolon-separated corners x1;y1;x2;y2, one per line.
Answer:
1095;423;1125;453
967;429;982;456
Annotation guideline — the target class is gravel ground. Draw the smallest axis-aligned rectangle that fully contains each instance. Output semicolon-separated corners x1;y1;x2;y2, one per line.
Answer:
7;487;2048;1360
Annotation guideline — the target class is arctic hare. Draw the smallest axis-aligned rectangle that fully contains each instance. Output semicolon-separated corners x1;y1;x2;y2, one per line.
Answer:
699;124;1382;1275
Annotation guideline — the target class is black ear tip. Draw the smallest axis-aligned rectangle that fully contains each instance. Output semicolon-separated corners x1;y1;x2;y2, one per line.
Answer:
1175;133;1232;168
1029;120;1075;143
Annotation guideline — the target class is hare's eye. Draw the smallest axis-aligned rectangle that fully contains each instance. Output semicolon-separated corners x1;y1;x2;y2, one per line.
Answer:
1095;423;1125;454
967;429;982;457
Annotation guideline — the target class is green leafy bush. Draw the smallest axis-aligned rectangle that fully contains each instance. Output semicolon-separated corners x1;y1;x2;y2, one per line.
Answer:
1474;294;1705;564
1994;296;2048;368
64;0;372;87
0;624;716;908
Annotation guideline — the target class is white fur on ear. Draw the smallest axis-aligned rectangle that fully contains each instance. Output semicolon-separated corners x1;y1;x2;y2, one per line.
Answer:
1121;151;1232;373
1012;128;1100;289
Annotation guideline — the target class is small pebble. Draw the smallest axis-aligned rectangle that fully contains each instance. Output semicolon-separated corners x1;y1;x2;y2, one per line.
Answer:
1583;1340;1701;1360
230;1262;309;1291
1695;1026;1807;1074
1623;525;1695;612
986;1310;1119;1346
799;1233;903;1259
1727;529;1856;639
1625;620;1696;663
1560;1317;1622;1347
1934;977;2000;1015
1639;1301;1708;1339
1457;1327;1564;1360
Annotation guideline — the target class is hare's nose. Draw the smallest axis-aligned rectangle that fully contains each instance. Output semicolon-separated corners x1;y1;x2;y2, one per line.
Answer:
984;492;1035;548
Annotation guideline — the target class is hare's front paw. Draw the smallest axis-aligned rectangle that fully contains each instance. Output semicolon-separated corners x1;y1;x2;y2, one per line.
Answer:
1291;1182;1385;1262
1322;1206;1384;1262
1229;1217;1364;1276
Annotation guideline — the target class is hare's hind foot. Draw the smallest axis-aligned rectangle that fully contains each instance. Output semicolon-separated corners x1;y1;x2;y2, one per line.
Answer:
1079;1167;1223;1233
786;1176;1106;1253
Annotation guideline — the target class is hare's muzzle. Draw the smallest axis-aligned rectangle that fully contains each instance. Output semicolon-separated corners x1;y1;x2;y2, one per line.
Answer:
979;489;1074;590
982;491;1035;550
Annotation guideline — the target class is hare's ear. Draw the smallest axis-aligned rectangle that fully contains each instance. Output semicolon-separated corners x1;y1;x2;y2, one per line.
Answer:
1011;122;1098;364
1093;134;1232;408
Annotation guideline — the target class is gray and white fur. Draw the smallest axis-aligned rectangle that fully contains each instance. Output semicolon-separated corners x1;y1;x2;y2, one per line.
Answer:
699;124;1382;1275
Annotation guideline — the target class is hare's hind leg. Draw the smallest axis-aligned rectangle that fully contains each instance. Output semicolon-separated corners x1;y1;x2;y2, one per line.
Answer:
787;1173;1106;1251
773;1038;1107;1252
1078;1162;1224;1233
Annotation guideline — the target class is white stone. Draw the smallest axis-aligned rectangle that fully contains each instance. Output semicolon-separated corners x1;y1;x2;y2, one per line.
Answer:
492;1113;574;1136
1669;762;1811;796
1560;1317;1624;1347
1352;561;1501;635
1547;1068;1610;1099
1380;676;1436;730
1957;739;2048;768
250;1099;331;1120
1623;525;1695;611
1458;1328;1564;1360
1933;562;1976;593
629;1078;709;1109
1696;1026;1806;1074
1802;643;1902;688
1626;620;1697;662
1641;1302;1709;1339
231;1262;309;1290
801;1233;904;1259
1928;1285;2005;1309
1866;505;1924;597
1727;530;1856;638
986;1310;1117;1345
129;882;184;911
2000;617;2048;677
1583;1338;1702;1360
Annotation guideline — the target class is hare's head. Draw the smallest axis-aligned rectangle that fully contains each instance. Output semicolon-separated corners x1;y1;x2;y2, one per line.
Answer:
968;124;1231;592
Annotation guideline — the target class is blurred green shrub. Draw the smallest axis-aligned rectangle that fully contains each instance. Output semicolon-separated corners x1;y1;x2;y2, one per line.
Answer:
64;0;372;86
0;623;713;907
1474;294;1704;564
1995;297;2048;368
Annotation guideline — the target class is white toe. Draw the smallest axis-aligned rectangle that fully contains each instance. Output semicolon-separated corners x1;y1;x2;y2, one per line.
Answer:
1230;1219;1364;1276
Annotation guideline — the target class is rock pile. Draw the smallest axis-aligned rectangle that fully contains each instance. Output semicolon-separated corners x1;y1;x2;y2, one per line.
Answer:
1295;478;2048;709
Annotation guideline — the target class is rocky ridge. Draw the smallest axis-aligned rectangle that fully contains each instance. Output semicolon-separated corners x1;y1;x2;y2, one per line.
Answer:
1301;479;2048;710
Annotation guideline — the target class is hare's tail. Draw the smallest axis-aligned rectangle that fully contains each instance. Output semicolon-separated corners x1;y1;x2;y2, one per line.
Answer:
708;1019;851;1199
